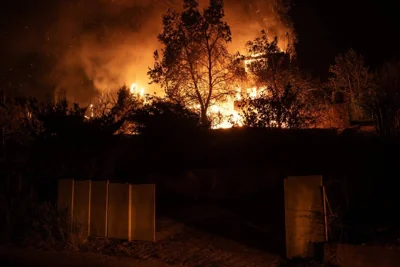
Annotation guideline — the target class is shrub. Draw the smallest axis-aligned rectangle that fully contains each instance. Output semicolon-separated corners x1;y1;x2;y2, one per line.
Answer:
3;199;87;250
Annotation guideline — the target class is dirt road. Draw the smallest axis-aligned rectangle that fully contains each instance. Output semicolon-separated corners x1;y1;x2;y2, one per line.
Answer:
0;246;172;267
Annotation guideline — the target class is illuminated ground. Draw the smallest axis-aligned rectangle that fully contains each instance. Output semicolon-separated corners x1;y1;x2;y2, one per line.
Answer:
0;204;281;267
81;206;280;266
0;246;170;267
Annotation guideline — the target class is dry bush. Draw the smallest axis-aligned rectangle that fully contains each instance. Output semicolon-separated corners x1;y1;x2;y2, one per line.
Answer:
5;201;87;250
27;202;88;250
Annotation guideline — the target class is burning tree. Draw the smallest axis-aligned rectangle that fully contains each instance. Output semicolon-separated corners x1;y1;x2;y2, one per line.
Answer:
238;30;318;128
244;30;290;88
90;90;118;118
148;0;239;127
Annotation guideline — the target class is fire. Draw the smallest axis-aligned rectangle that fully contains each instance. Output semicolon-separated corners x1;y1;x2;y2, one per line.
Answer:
130;83;145;98
208;98;243;129
89;52;270;130
89;104;94;118
126;56;265;129
244;52;265;72
127;82;249;129
207;87;259;129
89;82;256;129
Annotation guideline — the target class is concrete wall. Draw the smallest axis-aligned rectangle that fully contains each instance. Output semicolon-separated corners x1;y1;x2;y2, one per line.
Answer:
131;184;155;242
73;180;91;234
57;179;156;241
107;183;131;240
325;243;400;267
89;181;108;237
284;176;326;259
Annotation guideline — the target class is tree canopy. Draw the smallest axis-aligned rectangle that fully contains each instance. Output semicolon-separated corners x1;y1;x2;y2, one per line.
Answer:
148;0;240;126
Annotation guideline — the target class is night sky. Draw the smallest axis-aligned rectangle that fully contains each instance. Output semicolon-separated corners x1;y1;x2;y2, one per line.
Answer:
1;0;399;98
290;0;400;78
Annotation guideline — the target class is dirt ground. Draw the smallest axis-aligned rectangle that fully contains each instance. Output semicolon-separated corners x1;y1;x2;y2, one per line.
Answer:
80;211;281;266
1;204;283;267
0;246;171;267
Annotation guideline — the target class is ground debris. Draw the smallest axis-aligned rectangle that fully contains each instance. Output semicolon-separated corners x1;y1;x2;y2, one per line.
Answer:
81;216;279;267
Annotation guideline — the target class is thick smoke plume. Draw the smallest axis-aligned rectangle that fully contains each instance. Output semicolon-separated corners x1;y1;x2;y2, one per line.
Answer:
1;0;294;104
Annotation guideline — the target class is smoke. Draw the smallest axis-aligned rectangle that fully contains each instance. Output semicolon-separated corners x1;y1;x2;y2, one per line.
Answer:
222;0;295;53
1;0;294;104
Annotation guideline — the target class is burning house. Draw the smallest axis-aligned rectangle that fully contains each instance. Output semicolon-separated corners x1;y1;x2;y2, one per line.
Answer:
232;51;291;112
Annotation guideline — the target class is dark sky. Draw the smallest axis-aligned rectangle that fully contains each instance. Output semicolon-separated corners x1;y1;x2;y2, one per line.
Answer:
1;0;399;98
289;0;400;78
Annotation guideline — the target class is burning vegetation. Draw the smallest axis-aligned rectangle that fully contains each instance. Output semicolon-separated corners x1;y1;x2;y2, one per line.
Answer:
83;0;297;130
1;0;299;131
2;0;399;135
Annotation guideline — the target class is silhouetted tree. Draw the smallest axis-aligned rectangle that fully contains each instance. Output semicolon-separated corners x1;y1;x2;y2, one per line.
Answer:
364;60;400;137
20;98;119;184
0;93;37;157
244;30;285;87
90;89;118;118
239;83;315;128
130;96;201;136
148;0;239;127
328;49;374;122
0;93;40;209
90;85;144;135
243;30;312;92
27;99;88;140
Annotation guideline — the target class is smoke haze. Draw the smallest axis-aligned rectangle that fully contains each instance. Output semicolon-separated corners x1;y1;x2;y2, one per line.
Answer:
1;0;294;104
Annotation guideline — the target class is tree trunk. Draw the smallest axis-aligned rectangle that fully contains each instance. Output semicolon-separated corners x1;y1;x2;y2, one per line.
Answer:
200;109;210;128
